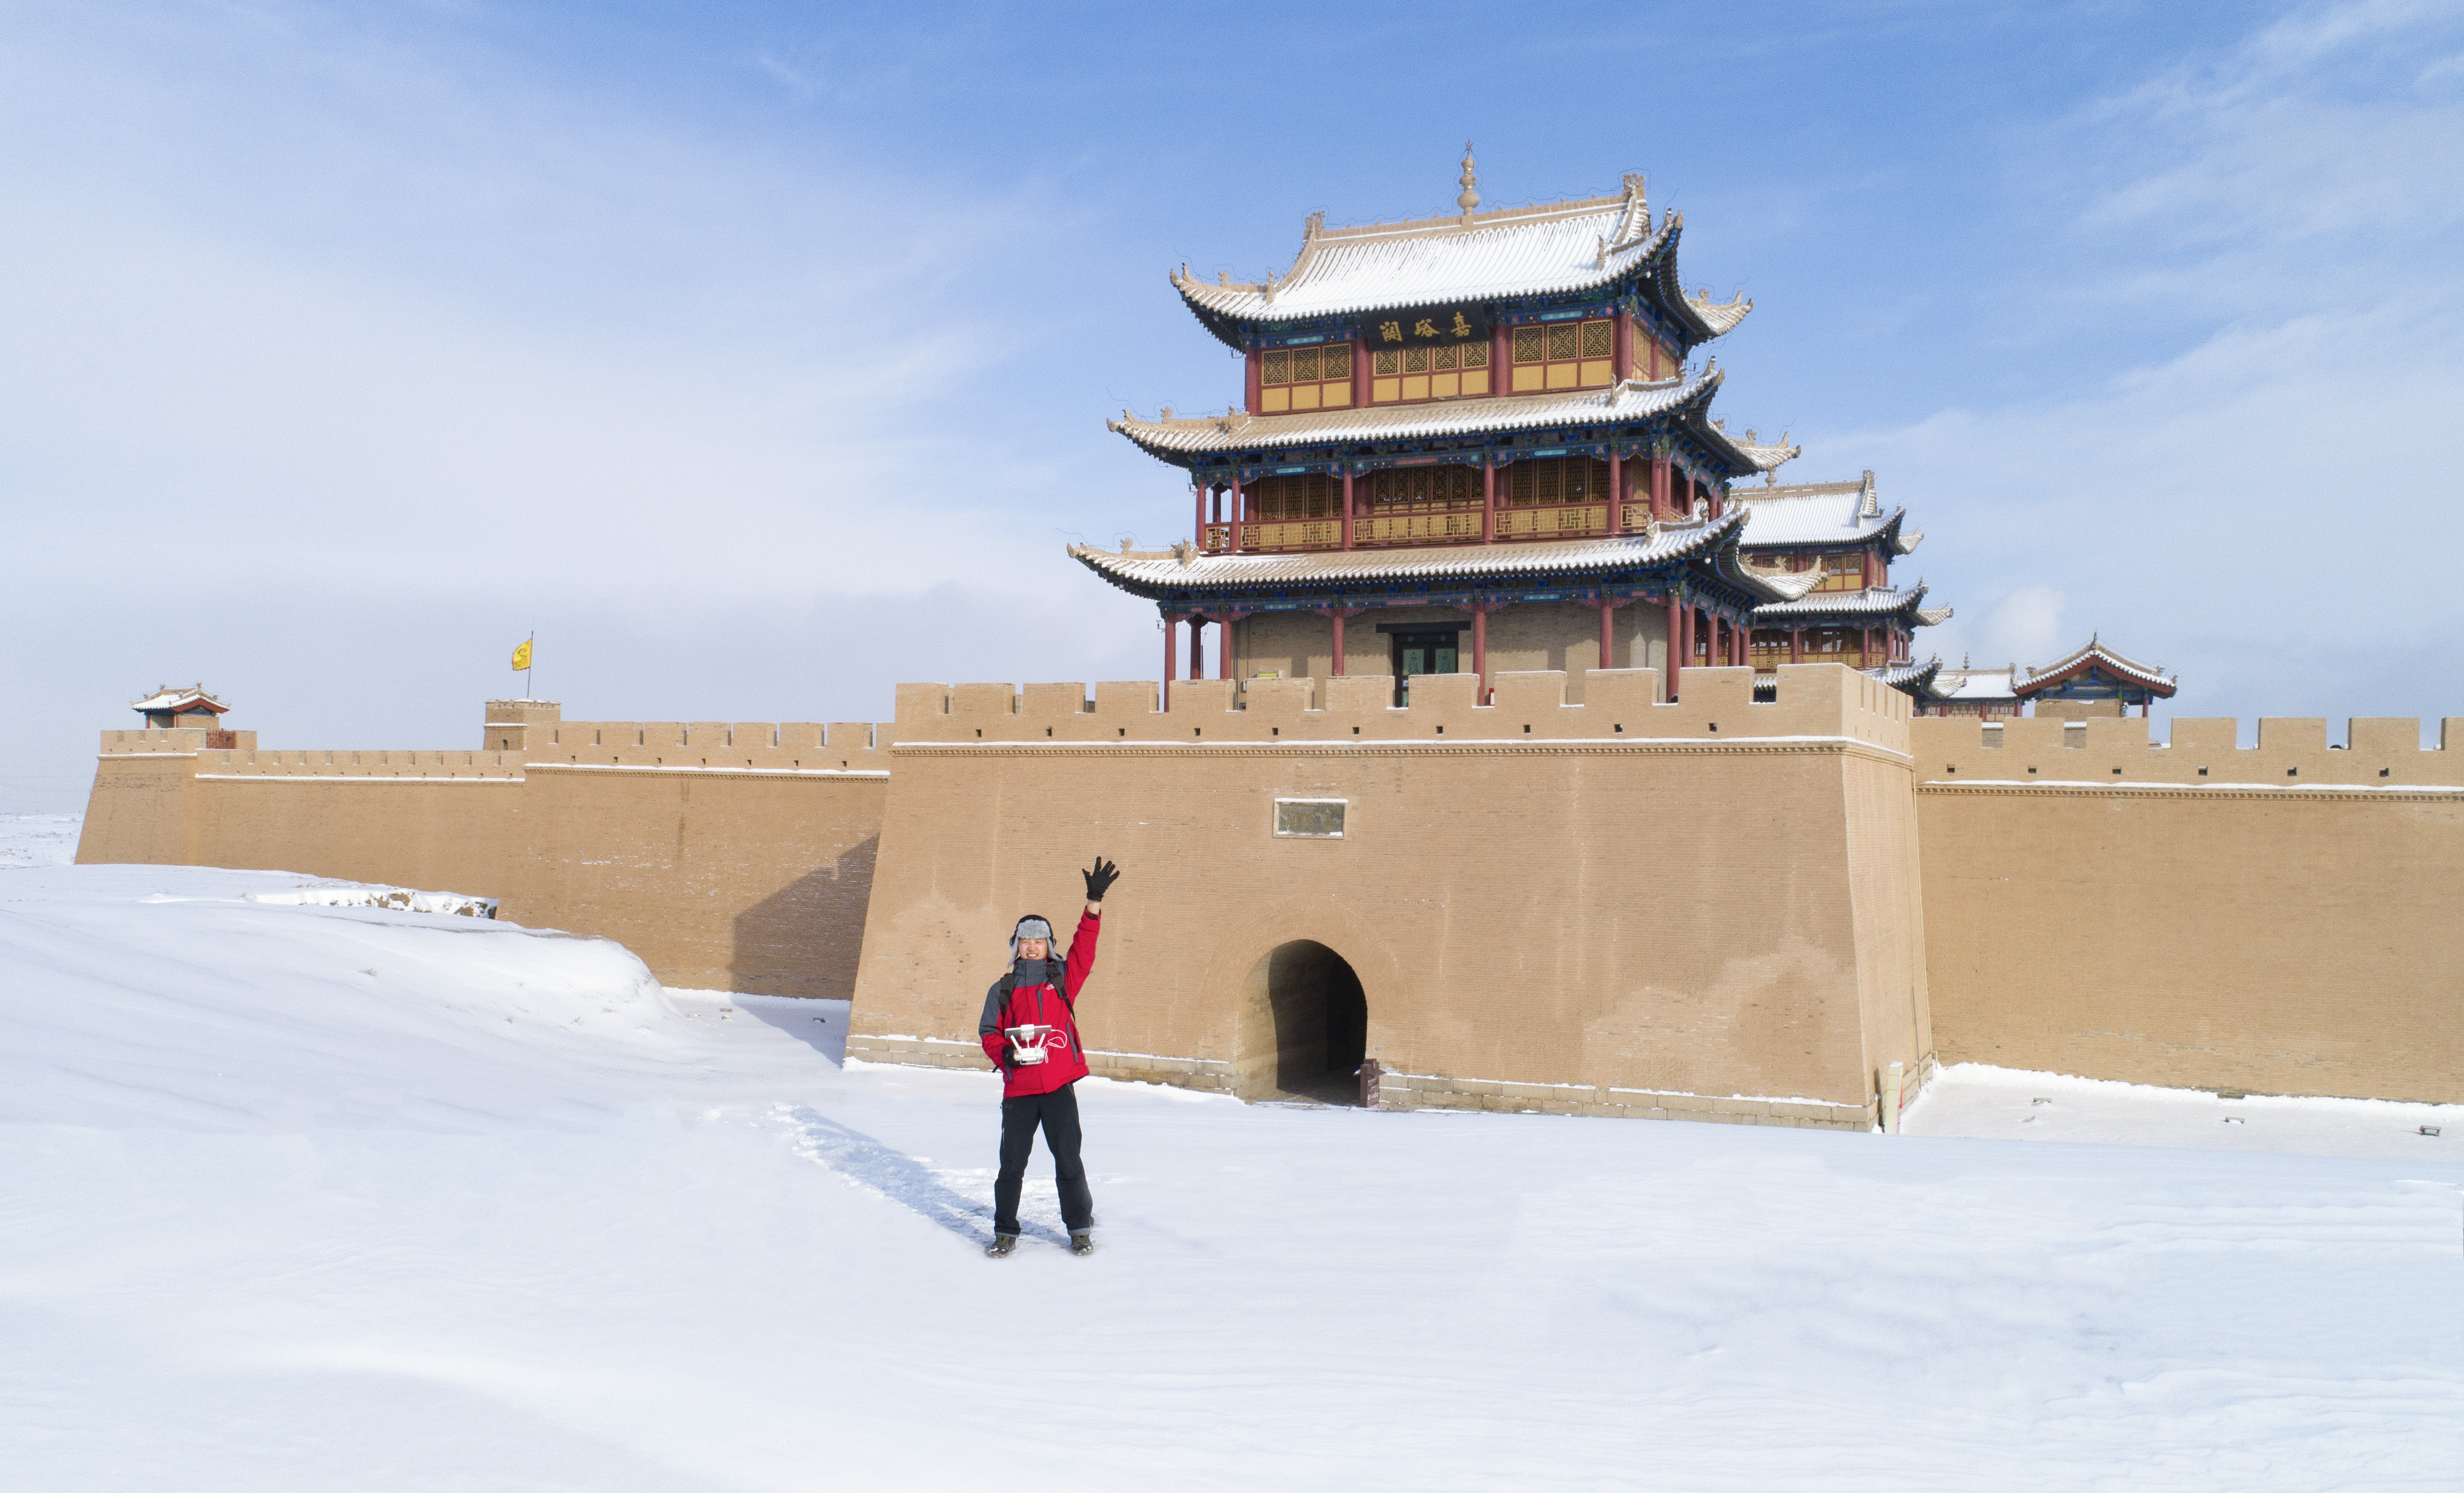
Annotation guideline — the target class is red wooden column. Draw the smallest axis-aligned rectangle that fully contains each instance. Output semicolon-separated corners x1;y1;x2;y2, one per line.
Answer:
1591;597;1628;672
1244;351;1261;416
1666;595;1684;701
1471;604;1492;704
1192;484;1205;547
1790;627;1803;664
1331;611;1346;676
1340;469;1355;551
1351;335;1369;410
1482;457;1497;543
1219;614;1238;681
1164;612;1179;705
1613;312;1632;382
1608;450;1626;530
1189;616;1206;680
1228;477;1244;553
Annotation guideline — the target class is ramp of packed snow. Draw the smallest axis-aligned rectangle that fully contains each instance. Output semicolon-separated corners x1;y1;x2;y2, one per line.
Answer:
2;814;2459;1491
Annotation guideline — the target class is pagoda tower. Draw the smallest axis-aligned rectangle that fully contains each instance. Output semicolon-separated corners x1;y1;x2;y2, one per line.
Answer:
1079;159;1949;704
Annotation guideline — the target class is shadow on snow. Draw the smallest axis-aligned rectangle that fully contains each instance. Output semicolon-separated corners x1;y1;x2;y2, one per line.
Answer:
778;1106;1067;1248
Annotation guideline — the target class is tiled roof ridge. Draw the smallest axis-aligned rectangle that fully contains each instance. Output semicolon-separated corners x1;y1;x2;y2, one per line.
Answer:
1304;189;1636;246
1171;209;1675;320
1740;479;1864;501
1067;507;1806;604
1753;582;1943;623
1869;657;1944;692
131;684;228;713
1169;174;1750;342
2014;636;2177;695
1107;367;1741;455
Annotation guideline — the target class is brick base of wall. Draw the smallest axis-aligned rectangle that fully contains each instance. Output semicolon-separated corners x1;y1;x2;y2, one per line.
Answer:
1375;1069;1877;1129
845;1034;1239;1094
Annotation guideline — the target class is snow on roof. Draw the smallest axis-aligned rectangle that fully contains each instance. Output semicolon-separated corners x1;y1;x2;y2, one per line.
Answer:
1072;510;1824;604
1117;374;1693;455
1868;657;1944;693
1110;369;1786;477
1737;472;1909;549
130;686;227;715
1753;584;1941;623
2014;637;2178;698
1928;667;2020;703
1171;178;1749;342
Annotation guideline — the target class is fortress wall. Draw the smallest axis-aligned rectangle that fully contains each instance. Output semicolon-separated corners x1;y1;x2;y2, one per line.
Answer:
850;664;1918;1126
77;752;204;866
504;767;886;999
1912;715;2464;1102
77;716;897;1000
1842;750;1934;1121
188;772;530;898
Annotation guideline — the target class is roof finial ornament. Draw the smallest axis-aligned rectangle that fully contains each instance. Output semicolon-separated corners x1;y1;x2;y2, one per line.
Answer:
1457;142;1480;225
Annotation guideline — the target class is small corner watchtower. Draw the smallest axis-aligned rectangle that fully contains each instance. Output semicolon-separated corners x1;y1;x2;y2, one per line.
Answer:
132;684;236;746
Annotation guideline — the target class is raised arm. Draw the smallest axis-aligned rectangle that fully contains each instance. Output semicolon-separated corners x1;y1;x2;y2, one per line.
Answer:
1063;857;1120;1002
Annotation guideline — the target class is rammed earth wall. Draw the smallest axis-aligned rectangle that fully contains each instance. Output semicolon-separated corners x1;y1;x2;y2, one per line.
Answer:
845;665;1930;1127
72;685;2464;1115
1912;715;2464;1104
75;704;891;1000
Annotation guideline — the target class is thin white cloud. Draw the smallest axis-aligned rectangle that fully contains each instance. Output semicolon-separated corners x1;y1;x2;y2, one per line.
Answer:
1841;0;2464;724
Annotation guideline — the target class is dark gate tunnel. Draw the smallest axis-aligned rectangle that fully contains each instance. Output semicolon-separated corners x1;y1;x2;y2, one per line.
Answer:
1238;940;1368;1104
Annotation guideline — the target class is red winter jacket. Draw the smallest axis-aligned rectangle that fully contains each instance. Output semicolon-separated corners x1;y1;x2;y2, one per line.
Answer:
976;909;1100;1097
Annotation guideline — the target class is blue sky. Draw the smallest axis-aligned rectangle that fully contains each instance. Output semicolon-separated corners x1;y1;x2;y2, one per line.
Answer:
5;1;2461;809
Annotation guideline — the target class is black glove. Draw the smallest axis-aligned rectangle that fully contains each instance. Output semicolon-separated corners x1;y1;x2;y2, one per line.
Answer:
1082;856;1121;904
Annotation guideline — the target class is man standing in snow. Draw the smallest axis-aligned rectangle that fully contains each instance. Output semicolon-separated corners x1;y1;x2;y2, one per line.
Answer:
980;857;1120;1258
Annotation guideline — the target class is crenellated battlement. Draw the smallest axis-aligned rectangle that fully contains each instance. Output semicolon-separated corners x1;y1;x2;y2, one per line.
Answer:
100;727;258;754
889;663;1910;754
1914;715;2464;791
524;720;890;775
101;720;893;779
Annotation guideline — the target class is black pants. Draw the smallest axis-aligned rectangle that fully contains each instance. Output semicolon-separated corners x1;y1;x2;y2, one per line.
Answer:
995;1082;1093;1236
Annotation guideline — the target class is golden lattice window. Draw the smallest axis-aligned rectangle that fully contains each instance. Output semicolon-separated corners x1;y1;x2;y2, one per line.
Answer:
1258;341;1355;414
1368;464;1480;507
1508;317;1617;393
1506;456;1611;506
1374;349;1401;376
1253;472;1343;521
1404;347;1429;373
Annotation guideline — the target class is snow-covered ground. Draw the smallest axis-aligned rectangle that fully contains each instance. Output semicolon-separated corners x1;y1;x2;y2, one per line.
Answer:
3;814;2459;1491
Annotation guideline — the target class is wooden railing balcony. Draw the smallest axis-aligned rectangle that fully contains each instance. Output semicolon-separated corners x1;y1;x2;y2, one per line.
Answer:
1204;500;1663;555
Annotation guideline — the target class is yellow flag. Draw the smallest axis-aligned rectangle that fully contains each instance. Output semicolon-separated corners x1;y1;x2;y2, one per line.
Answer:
510;639;532;671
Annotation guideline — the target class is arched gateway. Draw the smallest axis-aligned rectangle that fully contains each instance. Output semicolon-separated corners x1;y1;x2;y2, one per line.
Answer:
1236;940;1369;1104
